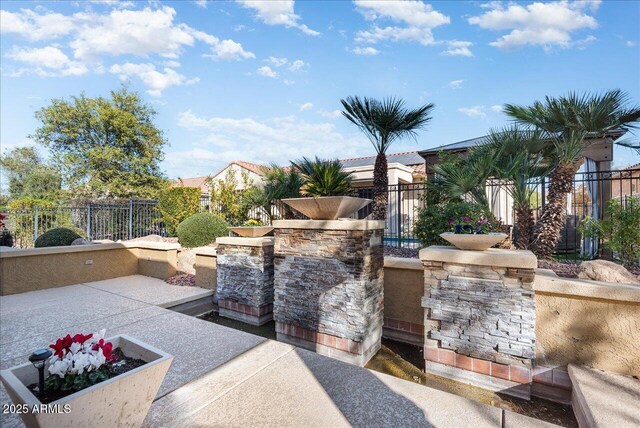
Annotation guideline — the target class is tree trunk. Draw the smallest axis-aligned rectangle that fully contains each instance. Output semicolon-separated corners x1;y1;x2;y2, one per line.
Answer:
372;153;388;221
532;162;576;258
513;204;534;250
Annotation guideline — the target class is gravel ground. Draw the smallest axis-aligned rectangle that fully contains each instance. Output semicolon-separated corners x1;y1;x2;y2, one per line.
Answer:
384;246;419;259
166;273;196;287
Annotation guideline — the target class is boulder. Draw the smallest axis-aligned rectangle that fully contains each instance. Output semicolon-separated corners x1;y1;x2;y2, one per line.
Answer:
577;260;640;285
128;234;165;242
71;238;96;246
177;248;196;275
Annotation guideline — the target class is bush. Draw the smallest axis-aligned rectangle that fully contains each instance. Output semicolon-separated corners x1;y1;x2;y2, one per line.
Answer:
414;201;492;247
35;227;83;248
177;213;229;248
580;197;640;267
157;187;201;236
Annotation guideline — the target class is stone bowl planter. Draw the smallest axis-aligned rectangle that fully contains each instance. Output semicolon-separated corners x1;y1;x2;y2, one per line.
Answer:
440;232;508;251
281;196;372;220
0;335;172;428
229;226;274;237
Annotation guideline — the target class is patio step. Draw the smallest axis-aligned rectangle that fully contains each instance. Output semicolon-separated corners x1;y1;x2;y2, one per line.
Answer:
568;364;640;428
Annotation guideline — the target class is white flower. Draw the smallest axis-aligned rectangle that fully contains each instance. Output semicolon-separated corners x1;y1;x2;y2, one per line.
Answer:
48;359;71;378
70;342;82;354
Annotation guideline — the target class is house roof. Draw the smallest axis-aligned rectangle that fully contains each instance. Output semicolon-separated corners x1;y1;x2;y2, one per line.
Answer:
418;129;628;157
339;151;424;168
171;176;209;193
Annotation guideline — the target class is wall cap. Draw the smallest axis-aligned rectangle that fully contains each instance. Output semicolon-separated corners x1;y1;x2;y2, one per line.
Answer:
216;236;275;247
419;245;537;269
272;219;385;231
193;246;217;256
384;257;423;271
535;268;640;303
0;241;180;259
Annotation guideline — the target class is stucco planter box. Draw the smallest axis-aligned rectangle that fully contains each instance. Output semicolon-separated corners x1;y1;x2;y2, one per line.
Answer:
229;226;274;237
0;335;172;428
440;232;508;251
282;196;372;220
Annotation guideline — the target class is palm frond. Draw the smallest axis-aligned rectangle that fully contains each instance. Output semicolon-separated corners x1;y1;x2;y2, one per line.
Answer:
290;157;353;197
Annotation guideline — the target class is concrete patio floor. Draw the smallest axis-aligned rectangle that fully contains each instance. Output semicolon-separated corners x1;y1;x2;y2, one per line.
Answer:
0;275;557;427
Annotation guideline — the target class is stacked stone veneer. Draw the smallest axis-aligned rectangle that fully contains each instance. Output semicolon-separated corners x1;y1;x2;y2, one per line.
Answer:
273;219;385;366
216;237;274;326
420;246;537;394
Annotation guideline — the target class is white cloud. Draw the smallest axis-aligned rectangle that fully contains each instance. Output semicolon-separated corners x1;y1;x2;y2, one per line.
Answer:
109;63;199;96
6;46;88;76
458;106;486;118
490;105;503;113
317;109;342;119
352;46;380;55
194;0;208;8
174;110;370;172
299;102;313;112
0;9;75;41
283;79;295;85
257;65;278;78
287;59;307;71
442;40;474;57
627;40;637;48
448;79;463;89
205;39;255;61
468;1;600;50
265;56;288;67
354;0;450;46
238;0;320;36
575;35;597;50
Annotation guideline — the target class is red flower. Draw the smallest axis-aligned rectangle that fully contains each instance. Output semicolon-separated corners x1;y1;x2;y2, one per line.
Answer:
92;339;116;361
50;334;73;358
72;333;93;344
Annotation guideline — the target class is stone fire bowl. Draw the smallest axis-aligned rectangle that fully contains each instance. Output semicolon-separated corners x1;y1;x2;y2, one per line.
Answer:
229;226;274;237
281;196;372;220
440;232;508;251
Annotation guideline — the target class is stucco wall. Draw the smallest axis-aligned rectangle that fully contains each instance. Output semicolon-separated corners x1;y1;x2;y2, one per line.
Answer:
0;242;179;295
194;248;217;292
535;270;640;376
382;258;425;345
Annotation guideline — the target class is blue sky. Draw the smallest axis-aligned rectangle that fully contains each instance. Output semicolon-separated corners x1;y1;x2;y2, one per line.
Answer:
1;0;639;180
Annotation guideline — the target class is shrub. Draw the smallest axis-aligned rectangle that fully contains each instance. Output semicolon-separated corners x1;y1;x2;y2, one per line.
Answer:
177;213;229;248
414;201;492;246
291;157;353;197
157;187;201;236
580;197;640;267
35;227;83;248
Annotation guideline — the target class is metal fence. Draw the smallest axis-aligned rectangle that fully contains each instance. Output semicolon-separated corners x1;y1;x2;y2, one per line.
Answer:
1;199;165;248
354;168;639;258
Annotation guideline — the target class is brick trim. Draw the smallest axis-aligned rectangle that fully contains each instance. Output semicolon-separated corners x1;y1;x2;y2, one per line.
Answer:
424;347;531;384
275;322;365;355
383;317;424;335
218;299;273;317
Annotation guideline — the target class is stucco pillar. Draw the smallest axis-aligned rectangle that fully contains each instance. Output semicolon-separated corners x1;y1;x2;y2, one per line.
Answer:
272;219;385;366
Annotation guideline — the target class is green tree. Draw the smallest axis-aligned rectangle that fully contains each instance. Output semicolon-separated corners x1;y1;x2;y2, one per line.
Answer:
291;157;353;197
242;164;304;221
341;96;434;220
31;87;167;198
0;146;61;200
505;90;640;258
208;169;254;225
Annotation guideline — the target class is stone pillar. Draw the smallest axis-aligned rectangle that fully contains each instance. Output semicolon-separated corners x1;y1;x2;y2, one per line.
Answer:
420;246;537;399
273;219;385;366
215;237;275;326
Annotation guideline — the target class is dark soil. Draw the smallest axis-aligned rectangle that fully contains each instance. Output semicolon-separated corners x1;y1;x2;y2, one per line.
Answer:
200;311;577;427
28;348;146;404
384;246;419;259
538;260;581;278
166;273;196;287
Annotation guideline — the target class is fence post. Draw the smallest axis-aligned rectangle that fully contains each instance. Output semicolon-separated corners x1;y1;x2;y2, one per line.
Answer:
129;198;133;240
86;204;91;240
396;185;402;246
34;206;39;241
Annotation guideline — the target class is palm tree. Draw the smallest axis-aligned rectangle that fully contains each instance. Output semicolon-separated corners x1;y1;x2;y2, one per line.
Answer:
479;127;551;249
341;96;434;220
505;90;640;258
259;164;305;219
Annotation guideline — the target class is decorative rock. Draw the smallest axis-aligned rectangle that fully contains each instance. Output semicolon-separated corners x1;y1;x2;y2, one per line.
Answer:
178;248;196;275
577;260;640;285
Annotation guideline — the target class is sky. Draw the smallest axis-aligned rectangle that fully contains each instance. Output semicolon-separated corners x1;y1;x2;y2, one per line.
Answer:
1;0;639;181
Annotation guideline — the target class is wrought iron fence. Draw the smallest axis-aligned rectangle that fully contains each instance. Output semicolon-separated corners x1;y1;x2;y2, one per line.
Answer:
355;168;639;258
1;199;165;248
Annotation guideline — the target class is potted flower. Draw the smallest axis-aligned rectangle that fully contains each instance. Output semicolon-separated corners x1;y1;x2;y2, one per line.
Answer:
229;219;274;237
282;157;371;220
0;330;172;428
440;214;507;251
